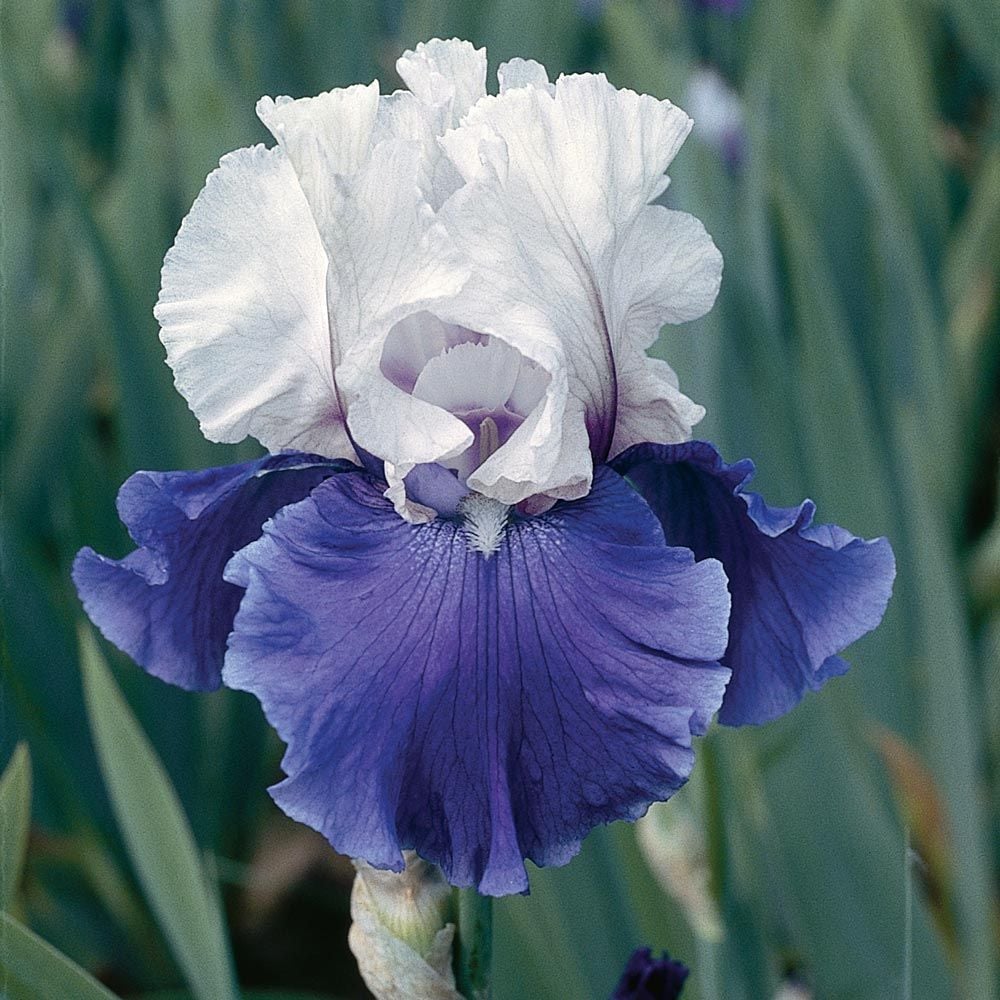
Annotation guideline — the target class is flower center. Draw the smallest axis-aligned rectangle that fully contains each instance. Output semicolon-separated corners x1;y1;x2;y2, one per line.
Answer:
457;493;510;558
381;312;549;483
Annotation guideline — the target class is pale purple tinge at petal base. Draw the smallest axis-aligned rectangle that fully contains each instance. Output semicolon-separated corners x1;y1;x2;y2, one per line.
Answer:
612;441;896;726
222;466;731;895
72;454;349;691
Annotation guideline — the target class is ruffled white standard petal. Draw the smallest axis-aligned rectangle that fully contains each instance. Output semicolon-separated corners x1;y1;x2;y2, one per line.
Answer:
412;341;521;414
387;39;488;209
396;38;487;127
155;145;352;458
497;58;553;94
607;206;720;455
157;49;722;519
255;83;472;485
373;90;459;209
437;71;722;505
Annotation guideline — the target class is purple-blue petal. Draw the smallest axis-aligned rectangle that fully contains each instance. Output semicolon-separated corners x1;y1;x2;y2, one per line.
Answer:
223;466;731;894
612;441;895;726
403;461;468;517
73;453;350;691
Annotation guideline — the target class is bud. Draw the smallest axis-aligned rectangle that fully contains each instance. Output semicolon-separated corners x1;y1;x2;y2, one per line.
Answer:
773;979;812;1000
612;947;689;999
636;796;723;943
348;852;463;1000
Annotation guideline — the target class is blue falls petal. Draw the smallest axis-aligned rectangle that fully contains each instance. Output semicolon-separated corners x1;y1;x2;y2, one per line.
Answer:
612;441;896;726
223;466;731;895
73;453;350;691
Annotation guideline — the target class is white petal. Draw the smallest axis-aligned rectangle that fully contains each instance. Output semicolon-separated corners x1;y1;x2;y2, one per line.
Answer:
380;311;476;393
257;83;381;204
604;206;719;454
155;144;351;458
256;83;473;480
508;358;550;417
412;340;521;414
396;39;487;127
470;389;593;506
437;72;712;502
497;58;553;94
609;205;723;340
610;355;705;457
373;91;462;209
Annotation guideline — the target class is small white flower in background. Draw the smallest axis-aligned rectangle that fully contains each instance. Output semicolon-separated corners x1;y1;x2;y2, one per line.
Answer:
773;980;813;1000
684;67;746;171
349;853;462;1000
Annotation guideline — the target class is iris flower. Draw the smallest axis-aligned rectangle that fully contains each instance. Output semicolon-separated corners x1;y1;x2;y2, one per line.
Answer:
73;40;894;896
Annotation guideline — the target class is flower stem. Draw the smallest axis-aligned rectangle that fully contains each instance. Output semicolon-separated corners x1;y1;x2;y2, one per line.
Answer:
454;886;493;999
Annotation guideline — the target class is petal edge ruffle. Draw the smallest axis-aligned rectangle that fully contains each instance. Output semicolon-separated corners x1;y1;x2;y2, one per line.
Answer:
612;441;896;725
224;466;731;893
73;454;349;691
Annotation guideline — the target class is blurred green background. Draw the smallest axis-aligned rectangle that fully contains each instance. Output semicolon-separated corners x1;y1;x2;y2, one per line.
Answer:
1;0;998;997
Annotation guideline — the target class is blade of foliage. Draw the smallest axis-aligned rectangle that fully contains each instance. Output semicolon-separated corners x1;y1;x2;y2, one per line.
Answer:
0;911;120;1000
79;627;238;1000
495;827;643;1000
0;744;32;909
945;0;1000;85
888;421;998;998
137;993;346;1000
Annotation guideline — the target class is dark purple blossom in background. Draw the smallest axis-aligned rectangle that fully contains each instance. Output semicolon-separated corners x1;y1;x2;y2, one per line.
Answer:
60;0;89;38
612;947;689;1000
691;0;749;15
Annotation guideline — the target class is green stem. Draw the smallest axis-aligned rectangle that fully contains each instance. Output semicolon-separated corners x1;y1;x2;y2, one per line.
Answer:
454;886;493;999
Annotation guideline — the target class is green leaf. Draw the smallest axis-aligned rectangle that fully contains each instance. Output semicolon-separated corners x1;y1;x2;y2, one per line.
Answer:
78;627;238;1000
889;418;999;999
0;910;119;1000
0;744;32;910
138;993;345;1000
945;0;1000;85
495;827;645;1000
454;887;493;999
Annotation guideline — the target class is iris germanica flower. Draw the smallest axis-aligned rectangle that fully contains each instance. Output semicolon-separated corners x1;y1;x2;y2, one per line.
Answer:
73;39;894;896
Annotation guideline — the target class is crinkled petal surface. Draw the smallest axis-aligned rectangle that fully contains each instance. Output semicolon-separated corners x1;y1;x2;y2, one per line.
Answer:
395;38;487;127
612;442;896;725
72;454;348;691
155;145;353;459
256;83;472;480
224;466;731;894
435;71;722;505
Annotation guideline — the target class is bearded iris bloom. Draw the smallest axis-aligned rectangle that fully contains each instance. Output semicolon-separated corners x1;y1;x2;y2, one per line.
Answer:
73;39;894;896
